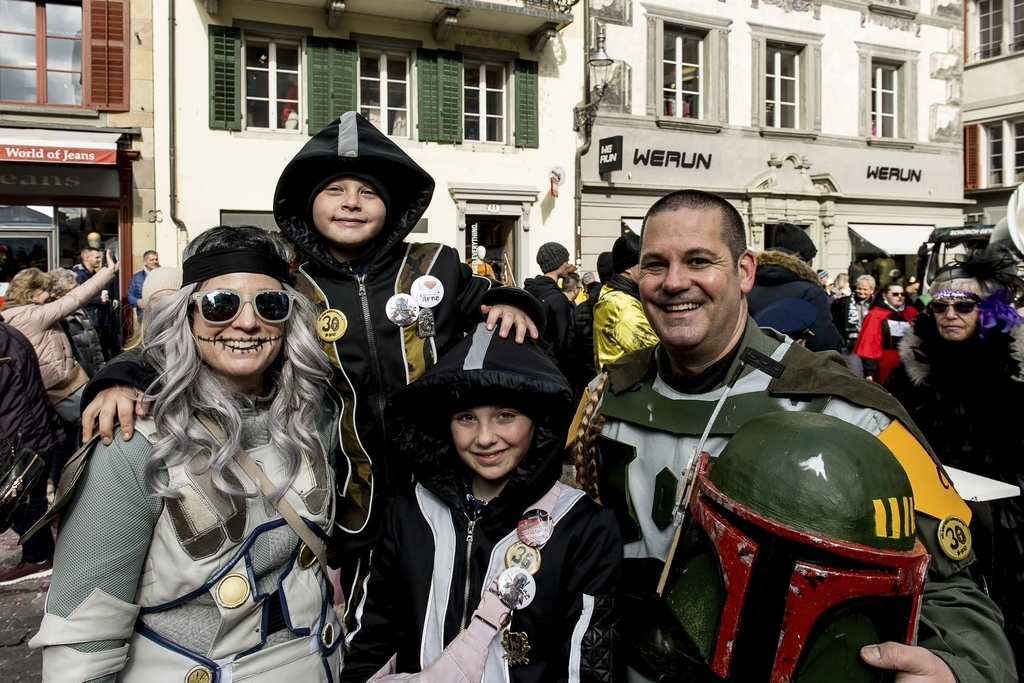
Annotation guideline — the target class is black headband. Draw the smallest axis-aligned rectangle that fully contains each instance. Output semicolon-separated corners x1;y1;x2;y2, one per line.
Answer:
182;248;291;286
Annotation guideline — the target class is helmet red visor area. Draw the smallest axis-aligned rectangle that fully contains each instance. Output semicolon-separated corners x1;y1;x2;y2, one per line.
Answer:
664;451;930;683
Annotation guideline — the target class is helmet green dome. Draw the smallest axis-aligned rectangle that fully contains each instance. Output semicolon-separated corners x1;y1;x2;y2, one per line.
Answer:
708;412;916;551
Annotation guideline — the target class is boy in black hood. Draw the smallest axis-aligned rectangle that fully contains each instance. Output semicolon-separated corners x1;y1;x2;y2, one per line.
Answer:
78;113;542;599
342;322;622;683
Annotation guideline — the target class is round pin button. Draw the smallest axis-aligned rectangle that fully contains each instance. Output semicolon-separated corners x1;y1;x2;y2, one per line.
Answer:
317;309;348;342
517;509;553;547
937;515;971;561
496;567;536;610
215;572;250;609
505;541;542;575
385;293;420;327
411;275;445;309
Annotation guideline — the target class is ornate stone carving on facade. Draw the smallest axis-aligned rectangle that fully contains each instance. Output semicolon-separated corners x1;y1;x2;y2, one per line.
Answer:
861;6;921;35
591;0;632;26
932;0;962;19
930;103;960;143
598;62;632;114
205;0;217;13
751;0;823;17
747;153;821;195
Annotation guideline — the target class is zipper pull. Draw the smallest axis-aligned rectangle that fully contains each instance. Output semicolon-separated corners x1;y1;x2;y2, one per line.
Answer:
357;274;367;297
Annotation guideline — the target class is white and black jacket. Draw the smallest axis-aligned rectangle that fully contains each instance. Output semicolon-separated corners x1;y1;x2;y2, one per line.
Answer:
341;324;623;683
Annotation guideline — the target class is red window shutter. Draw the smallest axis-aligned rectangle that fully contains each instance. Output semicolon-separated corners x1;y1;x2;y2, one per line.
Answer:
964;124;979;190
86;0;129;111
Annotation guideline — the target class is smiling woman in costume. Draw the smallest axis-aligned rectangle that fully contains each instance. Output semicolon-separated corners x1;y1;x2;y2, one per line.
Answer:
29;226;345;683
885;254;1024;678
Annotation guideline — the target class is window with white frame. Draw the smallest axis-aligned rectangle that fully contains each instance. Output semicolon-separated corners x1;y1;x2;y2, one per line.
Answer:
871;62;898;138
989;123;1004;185
662;27;703;119
359;50;409;137
1013;0;1024;50
977;0;1004;58
1015;121;1024;182
765;45;799;129
244;38;300;131
463;61;505;143
645;7;731;126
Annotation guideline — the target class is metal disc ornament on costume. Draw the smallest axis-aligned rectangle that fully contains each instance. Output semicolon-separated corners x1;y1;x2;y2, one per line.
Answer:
385;293;420;327
505;541;542;575
411;275;445;308
496;567;536;610
316;309;347;342
517;509;553;547
937;515;972;561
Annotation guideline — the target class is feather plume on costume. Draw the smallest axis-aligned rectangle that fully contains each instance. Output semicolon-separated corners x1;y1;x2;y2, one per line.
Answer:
936;253;1024;291
978;288;1024;338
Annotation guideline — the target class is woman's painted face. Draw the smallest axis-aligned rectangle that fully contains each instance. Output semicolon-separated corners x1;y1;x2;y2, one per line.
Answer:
451;406;534;500
191;272;286;394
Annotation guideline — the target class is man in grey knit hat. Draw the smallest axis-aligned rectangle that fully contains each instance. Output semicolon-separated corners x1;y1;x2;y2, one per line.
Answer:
523;242;576;373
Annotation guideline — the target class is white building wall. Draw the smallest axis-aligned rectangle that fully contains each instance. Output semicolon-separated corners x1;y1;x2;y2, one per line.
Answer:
160;1;583;278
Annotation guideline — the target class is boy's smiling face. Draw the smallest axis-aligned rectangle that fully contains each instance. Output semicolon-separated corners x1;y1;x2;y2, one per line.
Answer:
311;175;387;263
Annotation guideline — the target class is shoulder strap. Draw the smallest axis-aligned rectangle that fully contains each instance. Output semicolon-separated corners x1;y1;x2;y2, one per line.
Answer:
196;414;333;595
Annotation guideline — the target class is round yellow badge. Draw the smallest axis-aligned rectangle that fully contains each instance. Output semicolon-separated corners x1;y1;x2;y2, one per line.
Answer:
185;666;212;683
317;309;348;342
937;515;971;561
505;541;542;575
215;573;251;609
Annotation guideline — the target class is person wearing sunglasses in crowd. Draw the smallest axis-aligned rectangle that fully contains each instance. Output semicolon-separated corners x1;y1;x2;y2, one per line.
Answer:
885;254;1024;679
28;226;346;682
853;281;917;385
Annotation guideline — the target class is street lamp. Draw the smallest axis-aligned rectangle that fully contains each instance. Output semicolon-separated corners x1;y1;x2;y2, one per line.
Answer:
573;23;613;132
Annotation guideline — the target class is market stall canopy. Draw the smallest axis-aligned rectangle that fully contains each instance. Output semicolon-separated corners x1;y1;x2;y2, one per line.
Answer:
848;224;935;256
0;129;121;165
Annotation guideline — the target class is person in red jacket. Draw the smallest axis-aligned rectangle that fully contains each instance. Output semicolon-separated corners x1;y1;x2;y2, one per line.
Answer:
854;281;917;384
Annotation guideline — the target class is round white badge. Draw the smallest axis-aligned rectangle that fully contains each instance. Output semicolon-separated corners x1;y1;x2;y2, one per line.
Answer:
411;275;445;309
385;293;420;327
496;567;536;610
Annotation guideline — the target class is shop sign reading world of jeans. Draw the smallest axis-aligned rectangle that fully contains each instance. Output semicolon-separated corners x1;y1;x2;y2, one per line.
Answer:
585;125;959;200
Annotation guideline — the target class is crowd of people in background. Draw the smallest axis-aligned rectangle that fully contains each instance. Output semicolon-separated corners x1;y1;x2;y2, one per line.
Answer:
0;112;1020;683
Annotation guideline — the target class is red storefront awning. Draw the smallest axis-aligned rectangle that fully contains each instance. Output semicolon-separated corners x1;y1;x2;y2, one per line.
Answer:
0;128;121;165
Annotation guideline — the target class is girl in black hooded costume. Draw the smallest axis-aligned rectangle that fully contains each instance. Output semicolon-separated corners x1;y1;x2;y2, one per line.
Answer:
341;322;622;683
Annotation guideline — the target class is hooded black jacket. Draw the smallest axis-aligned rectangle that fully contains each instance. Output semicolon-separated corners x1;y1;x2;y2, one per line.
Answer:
747;249;843;353
342;323;622;683
523;274;574;370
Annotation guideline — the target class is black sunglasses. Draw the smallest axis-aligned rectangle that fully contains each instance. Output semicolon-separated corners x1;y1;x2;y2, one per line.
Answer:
191;290;294;324
930;300;978;315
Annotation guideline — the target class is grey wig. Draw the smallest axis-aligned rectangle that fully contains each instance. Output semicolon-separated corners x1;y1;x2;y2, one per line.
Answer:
141;226;331;500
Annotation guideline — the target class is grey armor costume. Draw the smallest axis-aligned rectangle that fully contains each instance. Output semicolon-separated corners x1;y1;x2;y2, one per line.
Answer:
32;403;343;683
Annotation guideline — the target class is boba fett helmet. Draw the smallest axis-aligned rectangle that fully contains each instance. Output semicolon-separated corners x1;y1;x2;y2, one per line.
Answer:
657;412;929;683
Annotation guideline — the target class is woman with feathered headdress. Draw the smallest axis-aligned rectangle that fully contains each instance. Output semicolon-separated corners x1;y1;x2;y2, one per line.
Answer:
886;253;1024;676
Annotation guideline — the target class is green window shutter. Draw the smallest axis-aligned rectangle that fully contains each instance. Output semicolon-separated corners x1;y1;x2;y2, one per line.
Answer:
417;49;440;142
307;37;357;135
514;59;539;148
417;49;462;143
209;25;241;131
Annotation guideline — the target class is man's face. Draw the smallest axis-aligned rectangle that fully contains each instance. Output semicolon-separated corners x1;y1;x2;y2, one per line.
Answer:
311;175;387;263
855;282;873;301
145;253;160;269
639;206;756;372
883;286;905;308
83;249;101;272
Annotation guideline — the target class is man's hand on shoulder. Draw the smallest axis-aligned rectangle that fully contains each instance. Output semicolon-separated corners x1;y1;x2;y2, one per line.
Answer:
81;384;151;445
480;304;539;344
861;643;956;683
